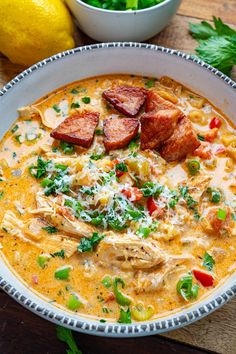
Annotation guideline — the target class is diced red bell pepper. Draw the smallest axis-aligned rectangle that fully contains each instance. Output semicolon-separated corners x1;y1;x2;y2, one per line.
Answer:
122;187;143;202
105;292;115;303
147;196;158;216
192;269;214;287
209;117;222;129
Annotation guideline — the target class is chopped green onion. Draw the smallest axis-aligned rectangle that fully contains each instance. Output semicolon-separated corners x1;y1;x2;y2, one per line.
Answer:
206;187;221;204
136;226;151;239
66;294;82;311
202;252;215;271
131;303;154;321
37;253;51;269
141;182;163;197
187;160;200;175
25;133;38;141
101;276;112;288
113;278;131;306
15;135;24;144
197;134;205;141
118;308;132;324
55;265;72;280
115;162;128;173
177;273;199;301
217;208;227;220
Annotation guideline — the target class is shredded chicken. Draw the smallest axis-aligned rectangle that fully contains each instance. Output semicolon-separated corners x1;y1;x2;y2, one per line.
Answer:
31;193;95;238
0;211;77;257
97;235;166;270
134;255;195;293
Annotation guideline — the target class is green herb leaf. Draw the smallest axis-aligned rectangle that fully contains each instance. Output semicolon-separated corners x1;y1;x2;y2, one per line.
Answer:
115;162;128;173
141;182;163;197
29;156;51;179
90;153;104;160
197;134;205;141
82;96;91;104
70;88;79;94
42;226;58;234
51;249;65;259
71;102;80;109
95;128;103;135
189;17;236;75
52;104;61;113
206;187;221;203
11;125;19;134
59;141;75;155
78;232;105;253
145;79;155;88
136;226;151;238
56;325;82;354
202;252;215;271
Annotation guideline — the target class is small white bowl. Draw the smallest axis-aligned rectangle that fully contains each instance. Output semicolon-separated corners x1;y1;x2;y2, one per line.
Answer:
66;0;181;42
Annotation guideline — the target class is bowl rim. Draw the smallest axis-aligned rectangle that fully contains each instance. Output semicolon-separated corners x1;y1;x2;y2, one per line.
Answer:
68;0;177;15
0;42;236;337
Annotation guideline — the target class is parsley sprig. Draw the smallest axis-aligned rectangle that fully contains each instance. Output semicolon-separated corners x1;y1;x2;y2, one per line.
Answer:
189;17;236;76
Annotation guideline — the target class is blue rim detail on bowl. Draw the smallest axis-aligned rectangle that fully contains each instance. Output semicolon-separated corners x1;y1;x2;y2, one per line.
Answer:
0;42;236;337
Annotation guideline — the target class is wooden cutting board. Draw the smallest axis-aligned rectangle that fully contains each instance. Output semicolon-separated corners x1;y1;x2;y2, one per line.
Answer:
0;1;236;353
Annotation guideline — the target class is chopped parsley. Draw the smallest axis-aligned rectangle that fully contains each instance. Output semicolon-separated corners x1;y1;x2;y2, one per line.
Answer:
90;153;104;161
11;125;19;134
197;134;205;141
52;104;61;113
145;79;156;88
70;88;79;94
42;226;58;234
50;250;65;259
82;96;91;104
56;325;82;354
71;102;80;109
95;128;103;135
59;141;75;155
78;232;105;253
141;182;163;197
29;156;51;179
115;162;128;173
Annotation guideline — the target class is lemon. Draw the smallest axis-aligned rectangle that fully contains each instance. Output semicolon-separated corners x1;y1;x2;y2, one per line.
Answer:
0;0;75;66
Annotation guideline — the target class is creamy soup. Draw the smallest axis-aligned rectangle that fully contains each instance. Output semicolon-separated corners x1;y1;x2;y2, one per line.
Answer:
0;75;235;324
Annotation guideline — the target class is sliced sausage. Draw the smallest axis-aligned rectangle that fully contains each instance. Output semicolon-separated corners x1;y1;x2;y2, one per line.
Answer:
50;111;99;148
103;85;146;117
145;90;184;118
140;109;180;150
160;116;200;162
103;117;139;151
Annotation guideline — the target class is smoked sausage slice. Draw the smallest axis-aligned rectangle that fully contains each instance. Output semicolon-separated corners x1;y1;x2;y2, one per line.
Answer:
50;111;99;148
103;86;146;117
103;117;139;151
160;116;200;162
140;91;184;150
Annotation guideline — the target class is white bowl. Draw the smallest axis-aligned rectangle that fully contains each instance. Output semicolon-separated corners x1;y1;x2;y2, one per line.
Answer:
66;0;181;41
0;43;236;337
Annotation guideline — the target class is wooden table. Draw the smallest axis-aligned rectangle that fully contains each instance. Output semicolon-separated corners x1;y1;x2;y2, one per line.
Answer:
1;1;236;353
